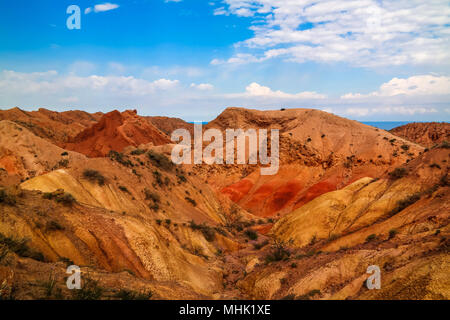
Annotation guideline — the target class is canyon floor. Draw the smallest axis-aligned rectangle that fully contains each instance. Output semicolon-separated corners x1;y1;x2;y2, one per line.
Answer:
0;107;448;300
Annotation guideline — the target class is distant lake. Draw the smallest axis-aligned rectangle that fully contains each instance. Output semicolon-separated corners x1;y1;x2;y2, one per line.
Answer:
362;122;412;131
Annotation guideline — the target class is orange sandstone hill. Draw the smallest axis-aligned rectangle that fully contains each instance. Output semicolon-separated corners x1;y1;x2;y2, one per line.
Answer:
390;122;450;147
200;108;424;217
63;110;171;157
0;106;448;300
147;116;194;136
0;107;102;143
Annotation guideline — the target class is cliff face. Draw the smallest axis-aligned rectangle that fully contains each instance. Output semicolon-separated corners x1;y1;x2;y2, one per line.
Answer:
390;122;450;147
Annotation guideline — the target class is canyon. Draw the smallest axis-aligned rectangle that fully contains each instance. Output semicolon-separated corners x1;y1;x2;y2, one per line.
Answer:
0;107;448;300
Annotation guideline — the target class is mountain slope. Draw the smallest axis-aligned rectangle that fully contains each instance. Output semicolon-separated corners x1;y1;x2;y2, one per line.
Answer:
390;122;450;147
203;107;424;217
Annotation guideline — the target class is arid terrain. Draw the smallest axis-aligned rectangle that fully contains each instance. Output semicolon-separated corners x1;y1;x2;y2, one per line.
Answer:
0;107;448;300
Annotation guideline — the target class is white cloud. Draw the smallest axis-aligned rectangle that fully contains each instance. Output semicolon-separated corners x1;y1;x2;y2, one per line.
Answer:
0;69;448;121
213;7;228;16
190;83;214;90
342;75;450;99
241;82;326;99
94;3;119;13
84;7;92;14
214;0;450;67
345;106;438;116
165;0;182;2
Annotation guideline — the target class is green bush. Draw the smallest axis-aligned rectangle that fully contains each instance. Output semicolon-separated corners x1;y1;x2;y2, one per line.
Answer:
365;234;377;243
400;144;410;151
82;169;106;185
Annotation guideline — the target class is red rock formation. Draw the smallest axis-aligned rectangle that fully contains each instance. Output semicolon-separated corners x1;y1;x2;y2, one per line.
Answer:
63;110;170;157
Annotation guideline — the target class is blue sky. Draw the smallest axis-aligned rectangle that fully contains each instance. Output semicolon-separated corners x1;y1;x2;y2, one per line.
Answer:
0;0;449;121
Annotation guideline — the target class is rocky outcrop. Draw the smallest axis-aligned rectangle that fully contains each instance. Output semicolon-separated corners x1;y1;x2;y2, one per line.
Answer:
63;110;171;157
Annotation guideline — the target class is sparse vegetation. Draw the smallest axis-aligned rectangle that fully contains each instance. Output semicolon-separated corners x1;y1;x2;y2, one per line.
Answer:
253;240;269;250
436;141;449;149
147;150;173;171
297;289;321;300
58;159;69;168
244;229;258;241
388;193;421;216
0;233;44;261
365;234;377;242
46;221;65;232
144;188;160;203
400;144;410;151
185;197;197;207
429;163;441;169
108;150;133;167
82;169;106;185
0;189;17;206
130;148;146;156
72;277;103;300
265;240;291;263
189;221;216;242
114;289;152;300
118;185;130;193
388;229;398;240
388;167;408;180
43;190;76;206
152;170;163;186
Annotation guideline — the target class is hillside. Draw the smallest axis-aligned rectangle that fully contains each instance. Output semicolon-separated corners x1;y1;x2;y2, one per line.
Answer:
0;107;102;143
0;106;448;300
202;107;423;217
390;122;450;147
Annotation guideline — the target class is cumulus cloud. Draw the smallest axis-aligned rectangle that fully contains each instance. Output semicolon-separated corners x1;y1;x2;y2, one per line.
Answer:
239;82;326;99
0;69;448;121
214;0;450;67
341;75;450;99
